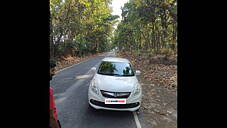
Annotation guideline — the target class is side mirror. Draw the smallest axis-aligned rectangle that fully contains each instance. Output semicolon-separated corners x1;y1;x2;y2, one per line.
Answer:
135;70;141;75
91;67;96;72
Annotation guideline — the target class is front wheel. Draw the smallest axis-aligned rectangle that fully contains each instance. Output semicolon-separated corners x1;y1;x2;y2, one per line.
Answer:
88;103;93;109
135;107;140;113
88;103;97;112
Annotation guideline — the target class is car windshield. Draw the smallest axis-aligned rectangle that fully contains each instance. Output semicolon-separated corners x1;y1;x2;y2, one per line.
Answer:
97;61;135;76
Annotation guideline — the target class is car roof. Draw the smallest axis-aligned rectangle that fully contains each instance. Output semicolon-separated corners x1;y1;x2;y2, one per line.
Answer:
102;57;130;63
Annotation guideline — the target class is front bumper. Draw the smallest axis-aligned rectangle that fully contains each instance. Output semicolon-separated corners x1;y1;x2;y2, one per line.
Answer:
88;87;142;111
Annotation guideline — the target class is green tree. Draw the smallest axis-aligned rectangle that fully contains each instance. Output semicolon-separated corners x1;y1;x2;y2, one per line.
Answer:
50;0;119;59
113;0;177;55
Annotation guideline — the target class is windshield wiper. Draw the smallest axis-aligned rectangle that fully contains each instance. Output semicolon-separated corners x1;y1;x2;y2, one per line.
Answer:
112;74;122;76
98;72;122;76
122;74;134;76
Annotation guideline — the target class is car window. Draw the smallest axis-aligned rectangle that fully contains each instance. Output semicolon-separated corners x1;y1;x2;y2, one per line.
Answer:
97;61;135;76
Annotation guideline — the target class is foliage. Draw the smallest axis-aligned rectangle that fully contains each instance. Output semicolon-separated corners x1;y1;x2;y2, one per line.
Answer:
50;0;119;59
50;0;177;59
113;0;177;55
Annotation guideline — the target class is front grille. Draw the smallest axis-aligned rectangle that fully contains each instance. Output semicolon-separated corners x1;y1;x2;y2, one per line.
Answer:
90;99;140;108
100;90;131;98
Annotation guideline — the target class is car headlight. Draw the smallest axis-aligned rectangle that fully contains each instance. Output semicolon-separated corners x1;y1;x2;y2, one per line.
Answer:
90;80;99;95
133;85;141;96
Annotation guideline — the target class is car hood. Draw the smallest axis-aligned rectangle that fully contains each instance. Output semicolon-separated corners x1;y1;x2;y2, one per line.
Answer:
94;74;138;92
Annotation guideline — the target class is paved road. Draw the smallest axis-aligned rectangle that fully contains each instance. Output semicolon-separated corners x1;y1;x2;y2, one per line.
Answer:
50;52;139;128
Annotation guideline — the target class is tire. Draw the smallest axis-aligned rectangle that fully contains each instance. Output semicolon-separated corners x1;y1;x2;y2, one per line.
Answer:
88;103;95;111
135;107;140;112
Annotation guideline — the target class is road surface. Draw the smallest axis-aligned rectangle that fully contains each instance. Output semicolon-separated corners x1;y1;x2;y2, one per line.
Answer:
50;52;144;128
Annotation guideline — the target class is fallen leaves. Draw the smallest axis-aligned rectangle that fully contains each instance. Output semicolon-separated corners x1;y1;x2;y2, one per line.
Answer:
117;51;177;90
117;50;177;128
55;52;104;72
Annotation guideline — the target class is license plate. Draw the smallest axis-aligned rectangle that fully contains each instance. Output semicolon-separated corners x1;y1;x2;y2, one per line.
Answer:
105;98;126;104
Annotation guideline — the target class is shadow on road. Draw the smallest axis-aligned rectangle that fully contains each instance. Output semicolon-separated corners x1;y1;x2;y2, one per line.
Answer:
81;105;136;128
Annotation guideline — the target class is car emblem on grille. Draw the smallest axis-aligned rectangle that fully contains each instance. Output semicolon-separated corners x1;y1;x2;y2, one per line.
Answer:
104;92;115;97
102;90;130;98
114;93;117;97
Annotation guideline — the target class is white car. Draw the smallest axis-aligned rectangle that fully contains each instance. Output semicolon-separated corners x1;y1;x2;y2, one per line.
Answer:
88;57;142;111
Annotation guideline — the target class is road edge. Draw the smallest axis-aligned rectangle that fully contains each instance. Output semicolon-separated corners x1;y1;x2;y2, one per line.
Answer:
133;112;142;128
55;52;107;74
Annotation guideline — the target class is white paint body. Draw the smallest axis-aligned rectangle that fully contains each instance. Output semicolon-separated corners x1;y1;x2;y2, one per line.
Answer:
88;57;142;111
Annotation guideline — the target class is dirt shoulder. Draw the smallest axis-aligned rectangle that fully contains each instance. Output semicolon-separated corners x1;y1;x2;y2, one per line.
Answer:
117;51;177;128
55;52;104;72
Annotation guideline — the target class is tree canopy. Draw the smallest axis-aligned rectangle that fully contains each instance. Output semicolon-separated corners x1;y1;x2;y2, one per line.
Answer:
113;0;177;55
50;0;119;59
50;0;177;60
